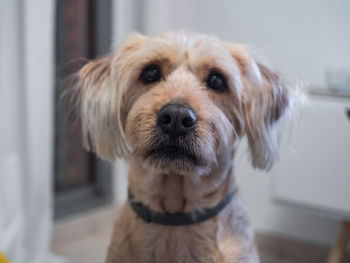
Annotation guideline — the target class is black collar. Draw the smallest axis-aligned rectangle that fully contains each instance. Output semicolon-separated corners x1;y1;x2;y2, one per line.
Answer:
128;189;235;226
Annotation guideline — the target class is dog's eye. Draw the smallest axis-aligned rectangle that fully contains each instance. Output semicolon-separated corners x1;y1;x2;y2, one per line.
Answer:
206;71;228;92
140;64;162;84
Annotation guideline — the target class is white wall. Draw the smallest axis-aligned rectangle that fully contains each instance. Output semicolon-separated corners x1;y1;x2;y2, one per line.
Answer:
112;0;350;246
191;0;350;88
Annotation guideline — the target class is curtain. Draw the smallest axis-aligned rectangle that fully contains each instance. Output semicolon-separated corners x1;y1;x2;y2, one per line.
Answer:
0;1;63;262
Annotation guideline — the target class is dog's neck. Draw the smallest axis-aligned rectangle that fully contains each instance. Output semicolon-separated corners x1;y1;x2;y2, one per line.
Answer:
128;150;235;214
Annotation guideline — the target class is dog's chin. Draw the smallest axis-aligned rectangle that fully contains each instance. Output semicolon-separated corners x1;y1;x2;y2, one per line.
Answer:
143;146;209;176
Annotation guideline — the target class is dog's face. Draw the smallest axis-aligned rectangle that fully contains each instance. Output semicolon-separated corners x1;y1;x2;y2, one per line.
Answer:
78;32;290;176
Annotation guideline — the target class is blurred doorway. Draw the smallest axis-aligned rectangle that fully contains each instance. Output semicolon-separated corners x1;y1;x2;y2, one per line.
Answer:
54;0;112;219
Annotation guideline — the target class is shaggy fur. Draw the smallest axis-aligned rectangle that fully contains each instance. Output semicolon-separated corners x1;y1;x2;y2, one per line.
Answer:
77;31;294;263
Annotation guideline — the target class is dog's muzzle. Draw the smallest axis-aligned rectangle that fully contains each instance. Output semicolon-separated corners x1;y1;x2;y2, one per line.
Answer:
144;103;200;168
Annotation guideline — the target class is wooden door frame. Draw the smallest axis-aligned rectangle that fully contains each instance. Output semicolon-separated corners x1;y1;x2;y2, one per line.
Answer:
54;0;112;219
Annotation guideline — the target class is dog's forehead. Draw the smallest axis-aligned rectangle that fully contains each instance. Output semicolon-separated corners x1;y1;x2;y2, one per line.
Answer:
133;32;235;78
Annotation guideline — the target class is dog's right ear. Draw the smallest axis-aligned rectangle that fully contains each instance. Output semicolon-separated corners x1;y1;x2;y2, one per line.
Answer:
78;33;147;161
79;55;128;161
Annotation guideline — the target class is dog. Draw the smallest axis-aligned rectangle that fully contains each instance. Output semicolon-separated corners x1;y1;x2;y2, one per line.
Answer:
77;31;293;263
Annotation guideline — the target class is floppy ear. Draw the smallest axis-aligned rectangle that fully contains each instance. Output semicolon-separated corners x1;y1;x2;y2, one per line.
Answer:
228;44;290;170
78;55;128;160
77;33;148;161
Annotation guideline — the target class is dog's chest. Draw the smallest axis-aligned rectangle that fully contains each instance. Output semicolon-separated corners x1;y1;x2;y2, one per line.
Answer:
140;225;217;263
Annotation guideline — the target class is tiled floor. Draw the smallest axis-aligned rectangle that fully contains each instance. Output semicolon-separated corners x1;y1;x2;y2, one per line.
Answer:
52;206;349;263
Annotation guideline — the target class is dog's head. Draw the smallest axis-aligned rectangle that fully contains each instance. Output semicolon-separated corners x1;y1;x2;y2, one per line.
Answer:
78;32;291;176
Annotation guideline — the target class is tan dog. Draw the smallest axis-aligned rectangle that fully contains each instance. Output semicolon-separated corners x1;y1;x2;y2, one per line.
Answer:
77;32;293;263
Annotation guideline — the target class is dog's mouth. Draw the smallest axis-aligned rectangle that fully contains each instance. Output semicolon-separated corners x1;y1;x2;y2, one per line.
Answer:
148;145;198;163
137;129;207;172
144;141;202;171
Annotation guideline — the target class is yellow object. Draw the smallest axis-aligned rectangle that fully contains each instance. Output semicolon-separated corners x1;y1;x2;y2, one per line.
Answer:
0;251;10;263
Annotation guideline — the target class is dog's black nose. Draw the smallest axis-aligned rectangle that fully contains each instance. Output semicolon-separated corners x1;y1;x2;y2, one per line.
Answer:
157;103;197;136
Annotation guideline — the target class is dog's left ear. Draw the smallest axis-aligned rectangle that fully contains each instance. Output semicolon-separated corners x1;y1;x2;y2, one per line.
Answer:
227;44;290;171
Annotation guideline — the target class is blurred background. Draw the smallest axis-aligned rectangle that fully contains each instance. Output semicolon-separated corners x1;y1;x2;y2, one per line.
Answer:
1;0;350;263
